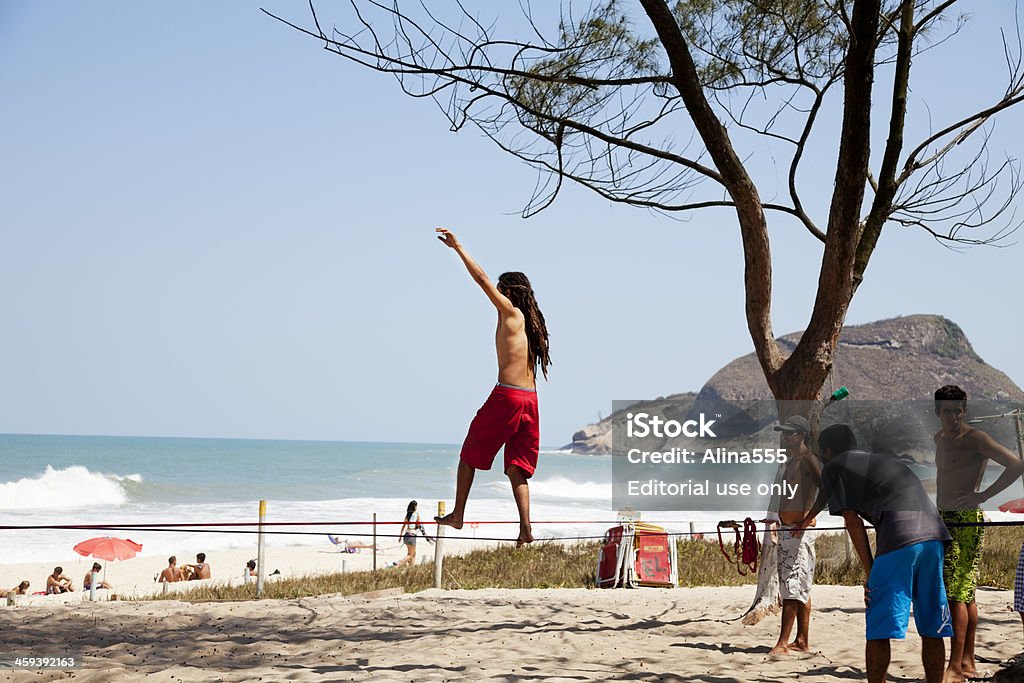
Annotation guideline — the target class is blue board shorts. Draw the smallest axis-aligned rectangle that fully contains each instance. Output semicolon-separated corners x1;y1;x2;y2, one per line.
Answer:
866;540;952;640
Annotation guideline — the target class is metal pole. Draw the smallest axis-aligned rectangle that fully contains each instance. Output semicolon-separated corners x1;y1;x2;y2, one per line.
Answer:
89;572;97;602
434;501;446;589
256;500;266;598
373;513;378;572
1014;410;1024;489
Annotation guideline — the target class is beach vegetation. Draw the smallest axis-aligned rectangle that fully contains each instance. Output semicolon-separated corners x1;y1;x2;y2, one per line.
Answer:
142;525;1024;601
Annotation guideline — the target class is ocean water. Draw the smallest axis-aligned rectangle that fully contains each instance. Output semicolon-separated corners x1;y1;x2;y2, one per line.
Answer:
0;434;694;565
3;435;1014;566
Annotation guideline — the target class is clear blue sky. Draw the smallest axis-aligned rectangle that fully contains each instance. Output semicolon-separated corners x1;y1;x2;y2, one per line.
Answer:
2;1;1022;445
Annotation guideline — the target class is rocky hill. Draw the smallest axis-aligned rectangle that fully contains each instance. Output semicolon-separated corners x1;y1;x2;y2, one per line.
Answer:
565;315;1024;457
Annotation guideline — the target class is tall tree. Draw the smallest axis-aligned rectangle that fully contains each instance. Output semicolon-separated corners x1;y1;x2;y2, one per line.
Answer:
266;0;1022;408
268;0;1024;622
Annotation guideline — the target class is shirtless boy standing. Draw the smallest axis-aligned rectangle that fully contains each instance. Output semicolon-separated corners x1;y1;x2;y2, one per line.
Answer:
934;384;1024;683
434;228;551;547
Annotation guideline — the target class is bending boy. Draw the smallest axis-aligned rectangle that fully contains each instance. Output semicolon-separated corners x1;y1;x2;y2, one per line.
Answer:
811;424;952;683
434;228;551;547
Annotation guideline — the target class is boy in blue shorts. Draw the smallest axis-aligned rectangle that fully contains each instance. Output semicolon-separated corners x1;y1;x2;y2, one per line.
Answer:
812;424;952;683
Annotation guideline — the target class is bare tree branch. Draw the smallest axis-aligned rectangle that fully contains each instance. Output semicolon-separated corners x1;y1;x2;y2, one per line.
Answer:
265;0;1024;407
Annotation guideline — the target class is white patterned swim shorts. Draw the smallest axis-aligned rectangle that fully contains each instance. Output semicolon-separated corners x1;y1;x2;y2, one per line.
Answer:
777;526;815;604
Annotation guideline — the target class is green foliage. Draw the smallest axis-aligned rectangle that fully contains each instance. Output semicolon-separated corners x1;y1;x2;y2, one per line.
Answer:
510;1;659;134
672;0;853;87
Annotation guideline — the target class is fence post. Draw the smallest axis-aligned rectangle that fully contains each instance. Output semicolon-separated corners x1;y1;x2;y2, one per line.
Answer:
373;513;378;572
434;501;446;589
256;500;266;598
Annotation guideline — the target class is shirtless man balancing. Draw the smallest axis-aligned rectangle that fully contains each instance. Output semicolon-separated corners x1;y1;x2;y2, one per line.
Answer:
933;385;1024;683
434;228;551;547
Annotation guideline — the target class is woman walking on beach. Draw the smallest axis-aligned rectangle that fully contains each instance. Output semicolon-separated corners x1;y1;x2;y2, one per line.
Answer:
397;500;420;568
433;227;551;547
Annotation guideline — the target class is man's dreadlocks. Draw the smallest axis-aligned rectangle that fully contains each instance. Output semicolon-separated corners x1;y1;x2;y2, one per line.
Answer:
497;272;551;380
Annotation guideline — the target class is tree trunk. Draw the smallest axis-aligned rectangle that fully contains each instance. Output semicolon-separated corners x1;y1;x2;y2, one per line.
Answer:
742;0;882;623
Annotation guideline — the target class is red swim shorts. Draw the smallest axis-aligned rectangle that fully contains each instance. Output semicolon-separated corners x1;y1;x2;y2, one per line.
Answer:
459;384;540;478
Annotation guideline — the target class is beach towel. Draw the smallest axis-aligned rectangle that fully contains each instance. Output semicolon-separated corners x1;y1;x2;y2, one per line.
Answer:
742;525;780;625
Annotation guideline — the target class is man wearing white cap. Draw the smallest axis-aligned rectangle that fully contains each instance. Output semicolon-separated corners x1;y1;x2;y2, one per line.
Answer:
769;415;821;655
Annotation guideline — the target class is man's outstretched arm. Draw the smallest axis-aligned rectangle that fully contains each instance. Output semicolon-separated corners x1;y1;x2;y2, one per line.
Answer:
436;227;517;316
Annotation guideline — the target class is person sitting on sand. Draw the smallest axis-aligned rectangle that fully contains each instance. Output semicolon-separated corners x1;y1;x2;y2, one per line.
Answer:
327;535;378;552
184;553;211;581
434;228;551;548
83;562;112;590
246;559;257;577
158;556;183;583
45;567;73;594
0;581;30;599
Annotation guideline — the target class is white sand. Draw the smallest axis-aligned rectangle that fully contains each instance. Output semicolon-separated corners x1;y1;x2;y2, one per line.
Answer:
0;537;456;604
1;584;1022;681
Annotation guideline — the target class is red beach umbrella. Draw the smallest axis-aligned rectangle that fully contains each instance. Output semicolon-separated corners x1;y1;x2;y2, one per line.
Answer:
1000;499;1024;514
73;536;143;562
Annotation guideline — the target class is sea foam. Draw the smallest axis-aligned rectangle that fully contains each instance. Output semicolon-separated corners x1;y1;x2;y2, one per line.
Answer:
0;465;135;511
483;475;611;500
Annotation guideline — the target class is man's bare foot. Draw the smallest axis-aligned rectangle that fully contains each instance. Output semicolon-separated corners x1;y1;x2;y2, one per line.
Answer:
516;524;534;548
768;644;789;656
961;660;977;677
434;513;463;530
787;640;809;653
943;667;967;683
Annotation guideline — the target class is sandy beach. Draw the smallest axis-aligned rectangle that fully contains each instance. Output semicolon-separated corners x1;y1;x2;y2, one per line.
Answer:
1;584;1021;682
0;539;447;604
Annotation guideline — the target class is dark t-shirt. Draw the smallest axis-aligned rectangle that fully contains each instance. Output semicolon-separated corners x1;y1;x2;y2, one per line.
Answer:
822;450;951;556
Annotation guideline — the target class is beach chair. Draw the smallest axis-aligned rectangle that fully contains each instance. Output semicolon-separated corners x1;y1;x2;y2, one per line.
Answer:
595;523;678;588
632;523;678;587
596;525;634;588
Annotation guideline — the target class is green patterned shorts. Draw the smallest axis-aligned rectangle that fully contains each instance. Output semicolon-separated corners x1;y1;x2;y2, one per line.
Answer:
941;509;985;604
